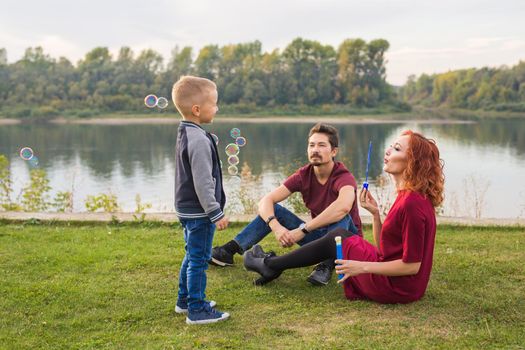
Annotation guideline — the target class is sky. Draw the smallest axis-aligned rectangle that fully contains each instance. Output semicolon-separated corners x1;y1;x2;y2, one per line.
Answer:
1;0;524;85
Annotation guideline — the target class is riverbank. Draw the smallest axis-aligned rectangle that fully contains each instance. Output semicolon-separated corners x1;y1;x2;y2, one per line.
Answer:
415;107;525;120
0;115;476;125
0;211;523;226
1;107;523;125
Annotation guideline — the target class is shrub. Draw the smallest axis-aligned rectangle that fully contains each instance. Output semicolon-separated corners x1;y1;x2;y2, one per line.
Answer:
53;191;73;212
20;169;51;212
85;193;120;213
0;155;21;211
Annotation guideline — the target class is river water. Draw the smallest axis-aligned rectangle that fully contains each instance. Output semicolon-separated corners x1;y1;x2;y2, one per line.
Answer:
1;117;524;218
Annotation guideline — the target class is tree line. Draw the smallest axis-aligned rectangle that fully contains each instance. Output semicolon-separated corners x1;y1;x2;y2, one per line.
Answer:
400;61;525;112
0;38;407;118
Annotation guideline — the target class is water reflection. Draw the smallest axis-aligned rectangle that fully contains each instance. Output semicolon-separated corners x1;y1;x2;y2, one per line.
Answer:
0;118;524;218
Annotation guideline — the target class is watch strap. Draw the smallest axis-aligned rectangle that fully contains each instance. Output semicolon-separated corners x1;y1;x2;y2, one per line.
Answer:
300;223;310;234
265;215;276;226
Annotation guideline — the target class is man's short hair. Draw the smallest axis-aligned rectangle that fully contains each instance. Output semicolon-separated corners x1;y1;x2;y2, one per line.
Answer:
308;123;339;148
172;76;216;117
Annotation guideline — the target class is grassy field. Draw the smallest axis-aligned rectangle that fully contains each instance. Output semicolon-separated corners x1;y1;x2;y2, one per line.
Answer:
0;221;524;349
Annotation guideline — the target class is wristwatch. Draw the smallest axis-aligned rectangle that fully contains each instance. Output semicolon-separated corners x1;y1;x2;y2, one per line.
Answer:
299;223;310;234
265;215;276;226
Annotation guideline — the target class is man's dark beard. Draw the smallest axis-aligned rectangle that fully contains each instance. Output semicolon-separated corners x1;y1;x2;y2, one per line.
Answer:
309;154;326;166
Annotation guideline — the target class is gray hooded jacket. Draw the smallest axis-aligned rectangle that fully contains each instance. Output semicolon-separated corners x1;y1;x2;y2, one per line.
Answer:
174;121;225;222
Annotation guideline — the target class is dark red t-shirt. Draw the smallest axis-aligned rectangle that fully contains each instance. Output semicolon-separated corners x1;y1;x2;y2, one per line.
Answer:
283;162;362;236
342;190;436;303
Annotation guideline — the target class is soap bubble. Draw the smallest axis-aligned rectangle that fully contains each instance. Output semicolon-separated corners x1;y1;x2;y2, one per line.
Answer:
228;165;238;176
28;156;39;168
230;128;241;139
144;94;158;108
235;136;247;147
225;143;240;156
228;175;241;185
228;155;239;166
157;97;169;109
19;147;34;161
211;133;219;146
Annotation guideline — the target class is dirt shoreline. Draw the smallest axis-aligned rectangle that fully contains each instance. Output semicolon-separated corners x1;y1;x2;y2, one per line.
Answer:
1;117;475;125
0;119;22;125
0;211;523;226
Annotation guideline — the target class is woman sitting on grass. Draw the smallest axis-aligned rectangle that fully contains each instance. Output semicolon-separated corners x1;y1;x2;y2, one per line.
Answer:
244;130;445;304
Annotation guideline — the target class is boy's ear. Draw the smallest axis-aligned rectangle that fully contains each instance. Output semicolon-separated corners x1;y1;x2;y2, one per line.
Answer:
191;104;200;116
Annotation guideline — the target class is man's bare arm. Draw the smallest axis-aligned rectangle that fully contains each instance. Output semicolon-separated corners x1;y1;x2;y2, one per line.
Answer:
305;185;355;231
258;185;294;246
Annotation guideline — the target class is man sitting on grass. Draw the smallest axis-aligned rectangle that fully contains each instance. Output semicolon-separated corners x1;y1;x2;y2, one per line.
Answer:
211;123;362;286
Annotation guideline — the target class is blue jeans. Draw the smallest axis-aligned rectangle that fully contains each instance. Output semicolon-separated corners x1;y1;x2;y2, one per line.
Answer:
177;217;215;312
234;204;358;252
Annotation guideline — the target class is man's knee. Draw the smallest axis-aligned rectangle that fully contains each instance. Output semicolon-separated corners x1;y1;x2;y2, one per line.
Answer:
273;203;285;214
273;203;297;220
256;203;285;218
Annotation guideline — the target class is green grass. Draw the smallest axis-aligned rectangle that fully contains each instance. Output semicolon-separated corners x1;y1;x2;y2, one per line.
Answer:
1;222;524;349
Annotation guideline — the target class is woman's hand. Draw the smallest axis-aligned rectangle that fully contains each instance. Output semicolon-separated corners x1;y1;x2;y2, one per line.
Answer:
334;259;366;283
359;188;379;216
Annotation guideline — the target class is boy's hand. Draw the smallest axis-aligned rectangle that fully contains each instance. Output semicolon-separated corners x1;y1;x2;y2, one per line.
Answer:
216;217;229;231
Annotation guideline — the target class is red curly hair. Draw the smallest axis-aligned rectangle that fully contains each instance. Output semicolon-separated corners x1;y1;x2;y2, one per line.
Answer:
402;130;445;207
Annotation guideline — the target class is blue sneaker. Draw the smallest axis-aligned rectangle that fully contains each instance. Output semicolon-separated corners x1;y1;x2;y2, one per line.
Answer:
186;303;230;325
175;299;216;314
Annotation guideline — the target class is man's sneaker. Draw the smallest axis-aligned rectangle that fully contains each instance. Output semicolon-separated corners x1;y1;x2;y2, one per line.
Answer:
243;245;281;285
210;246;234;267
307;262;333;286
175;299;216;314
186;303;230;325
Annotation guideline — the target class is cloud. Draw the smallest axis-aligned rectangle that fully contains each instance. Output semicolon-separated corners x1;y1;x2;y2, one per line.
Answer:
466;37;510;49
501;39;525;50
388;47;466;57
0;29;85;63
1;0;524;85
389;37;525;58
386;37;525;84
37;35;84;61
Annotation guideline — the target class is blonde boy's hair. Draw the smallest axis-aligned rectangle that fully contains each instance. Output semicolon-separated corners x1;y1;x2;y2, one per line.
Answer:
172;76;216;117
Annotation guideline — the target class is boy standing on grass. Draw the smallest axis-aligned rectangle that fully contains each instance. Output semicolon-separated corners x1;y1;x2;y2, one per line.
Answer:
172;76;230;325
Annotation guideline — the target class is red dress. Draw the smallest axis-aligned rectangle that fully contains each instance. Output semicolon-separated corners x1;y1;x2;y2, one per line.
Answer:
341;190;436;303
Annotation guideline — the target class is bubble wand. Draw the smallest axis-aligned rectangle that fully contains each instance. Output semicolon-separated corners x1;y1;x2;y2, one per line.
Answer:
362;141;372;190
335;236;344;280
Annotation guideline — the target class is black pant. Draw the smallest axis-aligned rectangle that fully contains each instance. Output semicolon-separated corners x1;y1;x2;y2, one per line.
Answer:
265;228;356;271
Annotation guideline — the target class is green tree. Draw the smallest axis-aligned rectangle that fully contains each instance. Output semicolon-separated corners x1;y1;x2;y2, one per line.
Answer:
163;46;194;94
0;48;9;103
194;45;221;80
283;38;336;105
337;38;367;105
